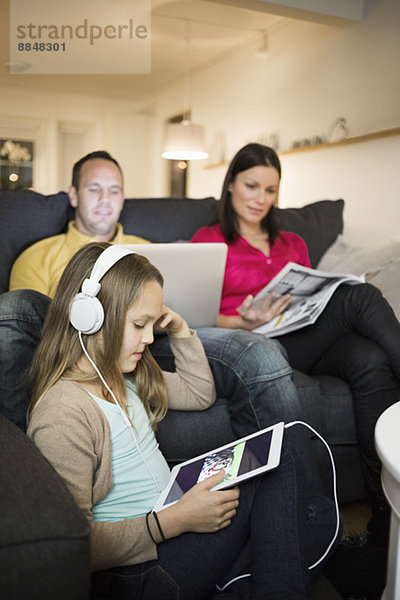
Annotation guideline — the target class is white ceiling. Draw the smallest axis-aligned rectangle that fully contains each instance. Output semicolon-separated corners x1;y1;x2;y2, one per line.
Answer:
0;0;363;105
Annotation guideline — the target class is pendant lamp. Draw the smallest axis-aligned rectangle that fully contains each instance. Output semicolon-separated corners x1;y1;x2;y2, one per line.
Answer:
162;121;208;160
162;21;208;161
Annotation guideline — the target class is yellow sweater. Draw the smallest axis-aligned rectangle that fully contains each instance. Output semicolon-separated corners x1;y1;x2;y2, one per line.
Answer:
9;221;150;298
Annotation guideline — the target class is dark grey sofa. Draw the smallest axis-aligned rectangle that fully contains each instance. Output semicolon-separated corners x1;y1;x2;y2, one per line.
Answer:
0;189;359;600
0;413;91;600
0;189;365;503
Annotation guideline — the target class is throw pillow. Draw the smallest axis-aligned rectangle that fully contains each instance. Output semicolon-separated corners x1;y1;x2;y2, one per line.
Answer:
120;197;218;243
318;235;400;276
276;199;344;268
366;260;400;321
0;190;72;294
318;235;400;320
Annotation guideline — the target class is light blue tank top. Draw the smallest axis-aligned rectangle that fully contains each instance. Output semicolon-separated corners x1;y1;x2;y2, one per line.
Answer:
90;380;171;522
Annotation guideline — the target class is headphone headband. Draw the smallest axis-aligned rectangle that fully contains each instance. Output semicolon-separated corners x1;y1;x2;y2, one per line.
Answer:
69;244;135;334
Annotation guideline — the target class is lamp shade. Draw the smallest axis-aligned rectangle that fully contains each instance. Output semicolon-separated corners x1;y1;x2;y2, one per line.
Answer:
162;122;208;160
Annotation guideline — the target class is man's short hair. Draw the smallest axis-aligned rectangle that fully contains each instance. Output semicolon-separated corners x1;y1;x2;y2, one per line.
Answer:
71;151;123;190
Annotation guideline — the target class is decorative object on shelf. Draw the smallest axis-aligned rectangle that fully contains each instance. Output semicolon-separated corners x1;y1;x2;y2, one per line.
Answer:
291;134;327;150
162;21;208;161
204;126;400;168
208;130;227;166
291;118;348;151
268;132;280;151
0;139;33;190
255;30;269;59
327;117;349;143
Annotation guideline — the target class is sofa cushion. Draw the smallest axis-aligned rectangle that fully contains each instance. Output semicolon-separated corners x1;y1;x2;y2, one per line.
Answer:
318;235;400;275
317;235;400;320
276;199;344;268
120;197;344;266
0;190;72;294
0;413;90;600
366;260;400;321
0;190;344;294
120;196;218;243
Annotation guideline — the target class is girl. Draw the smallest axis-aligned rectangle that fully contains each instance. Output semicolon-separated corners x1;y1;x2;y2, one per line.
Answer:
28;241;338;600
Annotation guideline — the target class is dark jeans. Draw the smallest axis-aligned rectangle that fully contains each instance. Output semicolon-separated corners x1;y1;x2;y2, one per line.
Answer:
90;442;340;600
0;288;322;487
1;283;399;504
2;283;399;501
0;289;50;431
151;328;321;490
279;283;400;503
0;289;339;597
0;290;304;437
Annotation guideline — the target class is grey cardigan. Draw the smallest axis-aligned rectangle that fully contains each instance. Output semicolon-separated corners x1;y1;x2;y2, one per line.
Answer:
28;331;216;571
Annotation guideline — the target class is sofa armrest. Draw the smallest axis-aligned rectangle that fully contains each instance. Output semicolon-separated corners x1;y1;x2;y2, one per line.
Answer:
0;414;90;600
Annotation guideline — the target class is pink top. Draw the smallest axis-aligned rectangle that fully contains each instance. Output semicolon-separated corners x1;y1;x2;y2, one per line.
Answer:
192;224;311;316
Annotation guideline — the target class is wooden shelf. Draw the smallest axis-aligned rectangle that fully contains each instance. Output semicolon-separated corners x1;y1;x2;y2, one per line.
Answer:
203;127;400;169
280;127;400;156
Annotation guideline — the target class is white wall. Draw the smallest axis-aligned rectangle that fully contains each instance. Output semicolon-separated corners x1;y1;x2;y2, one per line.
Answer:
279;136;400;245
0;86;153;196
1;0;399;243
153;0;400;242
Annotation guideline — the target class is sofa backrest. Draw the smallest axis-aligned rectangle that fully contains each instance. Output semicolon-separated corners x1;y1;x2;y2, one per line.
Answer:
0;189;344;294
0;191;73;295
120;197;218;243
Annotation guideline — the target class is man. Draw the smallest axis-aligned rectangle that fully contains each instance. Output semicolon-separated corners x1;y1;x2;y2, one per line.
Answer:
1;150;310;480
9;151;149;297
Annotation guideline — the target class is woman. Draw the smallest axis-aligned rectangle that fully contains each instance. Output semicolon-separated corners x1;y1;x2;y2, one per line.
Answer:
27;241;338;600
193;142;400;594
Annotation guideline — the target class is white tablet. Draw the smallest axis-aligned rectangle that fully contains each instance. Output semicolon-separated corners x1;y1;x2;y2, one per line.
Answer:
153;422;284;511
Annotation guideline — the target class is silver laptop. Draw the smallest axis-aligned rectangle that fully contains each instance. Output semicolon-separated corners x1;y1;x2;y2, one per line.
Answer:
124;243;228;328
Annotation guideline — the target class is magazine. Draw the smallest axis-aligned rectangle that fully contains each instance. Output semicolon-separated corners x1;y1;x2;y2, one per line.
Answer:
251;262;365;337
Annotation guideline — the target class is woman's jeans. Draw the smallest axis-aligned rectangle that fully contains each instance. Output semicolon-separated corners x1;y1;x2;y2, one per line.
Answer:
2;283;398;501
278;283;400;503
0;290;339;597
0;289;303;436
90;442;340;600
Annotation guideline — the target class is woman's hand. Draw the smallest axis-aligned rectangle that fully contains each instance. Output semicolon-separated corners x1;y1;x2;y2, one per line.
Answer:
237;292;291;329
155;305;191;338
157;470;240;538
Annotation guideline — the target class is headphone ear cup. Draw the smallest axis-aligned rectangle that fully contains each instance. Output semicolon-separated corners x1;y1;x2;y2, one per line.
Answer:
69;292;104;335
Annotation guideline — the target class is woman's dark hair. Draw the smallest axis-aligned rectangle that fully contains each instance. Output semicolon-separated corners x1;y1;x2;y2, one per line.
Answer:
218;143;282;244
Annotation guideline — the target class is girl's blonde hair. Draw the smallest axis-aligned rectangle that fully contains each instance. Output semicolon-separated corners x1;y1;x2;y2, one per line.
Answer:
29;242;167;426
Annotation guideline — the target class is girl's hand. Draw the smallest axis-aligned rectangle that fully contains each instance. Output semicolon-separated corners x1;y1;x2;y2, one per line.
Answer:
237;292;291;328
157;470;240;538
155;305;191;338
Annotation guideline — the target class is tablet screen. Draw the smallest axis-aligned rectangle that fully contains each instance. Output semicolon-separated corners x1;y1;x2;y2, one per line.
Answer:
154;423;284;511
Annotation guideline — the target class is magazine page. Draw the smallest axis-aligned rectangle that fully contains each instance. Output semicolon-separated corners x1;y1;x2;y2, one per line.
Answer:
251;262;364;337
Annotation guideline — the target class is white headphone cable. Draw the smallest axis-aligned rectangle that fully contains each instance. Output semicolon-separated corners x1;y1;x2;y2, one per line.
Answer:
217;419;341;592
284;420;341;570
78;331;162;494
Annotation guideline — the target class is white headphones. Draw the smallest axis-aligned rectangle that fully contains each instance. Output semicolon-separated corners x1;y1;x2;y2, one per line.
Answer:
69;244;162;493
69;244;135;334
